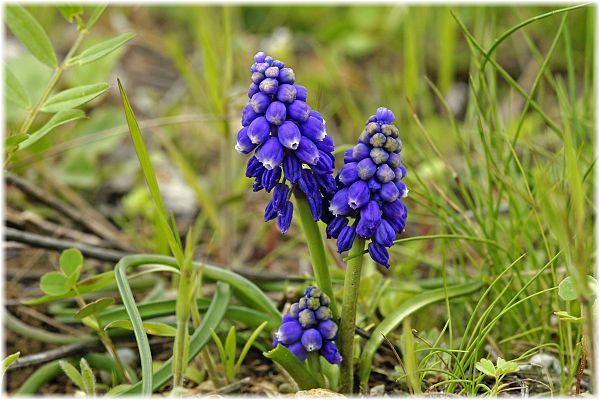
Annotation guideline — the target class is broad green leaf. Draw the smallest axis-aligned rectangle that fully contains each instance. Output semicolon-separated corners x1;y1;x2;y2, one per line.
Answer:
60;248;84;276
86;5;107;30
263;345;319;390
5;66;30;109
475;358;496;377
59;360;84;390
42;83;109;112
5;6;57;68
558;278;575;300
2;352;20;374
105;320;177;337
40;272;69;296
558;275;597;301
58;6;83;23
79;358;95;395
74;297;115;320
64;267;81;291
69;33;135;66
20;109;85;149
496;357;519;375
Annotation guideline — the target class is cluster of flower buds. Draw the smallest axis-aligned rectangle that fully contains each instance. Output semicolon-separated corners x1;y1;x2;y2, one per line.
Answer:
273;286;342;364
325;107;408;268
236;52;337;234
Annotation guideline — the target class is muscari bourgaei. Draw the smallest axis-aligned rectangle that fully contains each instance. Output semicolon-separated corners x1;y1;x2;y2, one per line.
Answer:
273;286;342;364
235;51;337;235
326;107;408;268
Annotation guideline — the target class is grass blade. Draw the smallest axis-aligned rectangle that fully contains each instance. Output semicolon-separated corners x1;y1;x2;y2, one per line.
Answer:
234;321;268;373
358;281;482;390
480;4;588;71
117;79;184;263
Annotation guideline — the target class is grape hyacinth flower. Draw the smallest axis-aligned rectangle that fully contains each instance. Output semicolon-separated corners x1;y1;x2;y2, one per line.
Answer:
236;51;337;235
326;107;408;268
273;286;342;364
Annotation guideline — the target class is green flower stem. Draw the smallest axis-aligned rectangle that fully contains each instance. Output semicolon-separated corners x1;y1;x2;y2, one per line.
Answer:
294;192;339;320
339;236;366;394
307;353;326;388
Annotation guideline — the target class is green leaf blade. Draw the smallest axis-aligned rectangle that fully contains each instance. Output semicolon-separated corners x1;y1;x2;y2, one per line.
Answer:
40;272;69;296
263;345;319;390
5;5;57;67
59;361;84;390
79;358;95;395
5;66;31;109
60;248;84;276
475;359;496;377
105;320;177;337
86;5;107;30
42;83;109;113
74;297;115;320
70;32;135;66
2;352;20;374
19;109;86;149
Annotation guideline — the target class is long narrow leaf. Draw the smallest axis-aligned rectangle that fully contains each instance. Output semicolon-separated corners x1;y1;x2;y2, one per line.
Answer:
42;83;109;112
114;257;153;395
69;33;135;66
20;109;85;149
234;321;268;373
117;79;183;263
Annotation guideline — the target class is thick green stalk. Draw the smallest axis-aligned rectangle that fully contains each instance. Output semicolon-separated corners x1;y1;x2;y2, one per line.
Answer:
339;237;366;394
307;353;326;388
172;265;194;389
294;192;339;319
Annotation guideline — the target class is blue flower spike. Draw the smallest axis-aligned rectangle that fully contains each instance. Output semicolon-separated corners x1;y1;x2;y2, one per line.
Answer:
273;285;342;365
236;51;337;235
325;107;408;268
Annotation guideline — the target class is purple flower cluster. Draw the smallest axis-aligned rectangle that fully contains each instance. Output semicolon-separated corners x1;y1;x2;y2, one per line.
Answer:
236;52;337;234
325;107;408;268
273;286;342;364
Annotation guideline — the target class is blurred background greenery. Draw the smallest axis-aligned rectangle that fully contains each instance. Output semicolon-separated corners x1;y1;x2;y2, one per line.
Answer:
5;4;596;395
